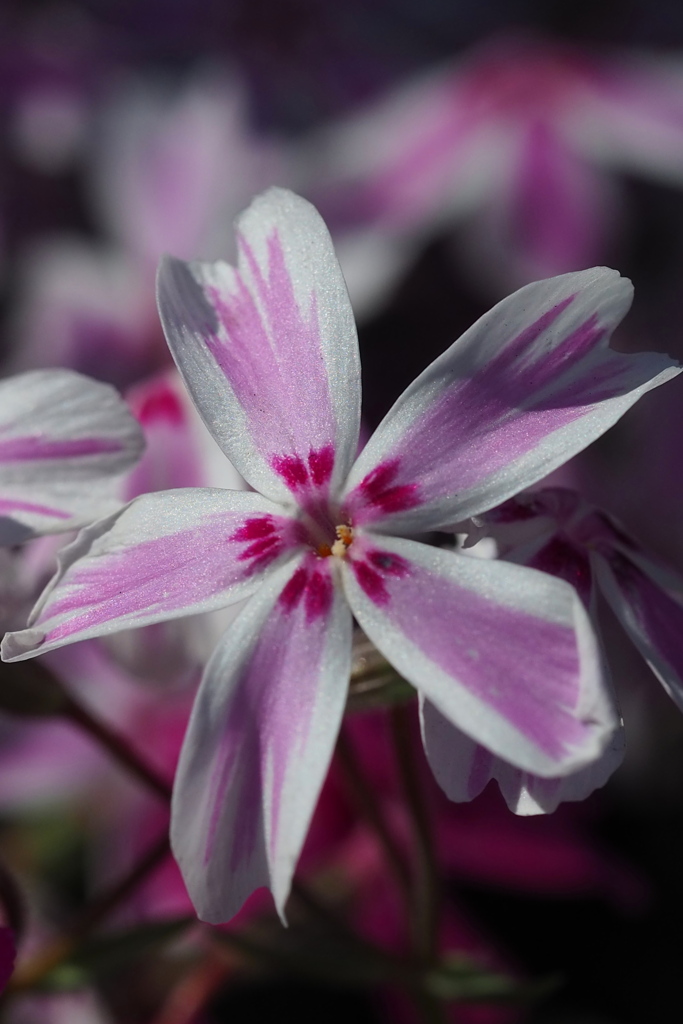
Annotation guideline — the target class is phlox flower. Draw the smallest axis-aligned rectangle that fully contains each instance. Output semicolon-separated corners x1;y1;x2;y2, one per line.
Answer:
309;34;683;306
434;486;683;815
0;369;144;546
2;188;679;924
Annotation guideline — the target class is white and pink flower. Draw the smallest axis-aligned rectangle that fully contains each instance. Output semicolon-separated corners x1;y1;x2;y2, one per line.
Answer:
2;188;678;923
309;35;683;303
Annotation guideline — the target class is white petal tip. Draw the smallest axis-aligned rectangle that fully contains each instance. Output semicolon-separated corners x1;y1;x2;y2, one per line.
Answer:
1;629;46;663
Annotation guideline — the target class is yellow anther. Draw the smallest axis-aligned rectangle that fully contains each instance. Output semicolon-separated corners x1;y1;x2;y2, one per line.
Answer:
336;524;353;546
317;525;354;559
331;524;354;558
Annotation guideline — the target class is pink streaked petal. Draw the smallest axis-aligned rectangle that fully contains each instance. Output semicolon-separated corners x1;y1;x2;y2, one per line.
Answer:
421;698;624;816
344;268;679;535
157;188;361;506
471;120;615;286
171;556;351;924
1;489;303;663
584;56;683;185
341;534;615;776
594;548;683;712
313;63;487;231
0;369;144;541
92;76;268;264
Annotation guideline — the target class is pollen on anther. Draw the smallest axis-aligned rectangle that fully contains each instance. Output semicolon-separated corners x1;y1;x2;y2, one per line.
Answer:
331;524;354;558
317;543;332;557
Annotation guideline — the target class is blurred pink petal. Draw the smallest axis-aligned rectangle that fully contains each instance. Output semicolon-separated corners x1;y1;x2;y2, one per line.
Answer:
310;34;683;302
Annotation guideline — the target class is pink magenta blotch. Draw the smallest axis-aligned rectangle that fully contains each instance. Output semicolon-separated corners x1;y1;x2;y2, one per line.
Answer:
131;385;186;426
279;561;334;623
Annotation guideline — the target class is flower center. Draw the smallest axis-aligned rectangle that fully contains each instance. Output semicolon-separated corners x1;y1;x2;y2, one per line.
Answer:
317;524;354;559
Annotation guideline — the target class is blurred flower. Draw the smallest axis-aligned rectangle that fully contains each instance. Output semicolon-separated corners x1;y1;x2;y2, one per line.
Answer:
3;188;679;927
308;34;683;306
10;71;287;387
0;370;143;546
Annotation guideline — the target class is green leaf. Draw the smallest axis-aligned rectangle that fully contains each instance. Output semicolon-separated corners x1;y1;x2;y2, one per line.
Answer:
425;954;561;1004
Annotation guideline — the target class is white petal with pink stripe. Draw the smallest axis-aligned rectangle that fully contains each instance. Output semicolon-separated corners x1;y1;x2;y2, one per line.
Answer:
343;268;678;535
171;555;351;923
157;188;361;510
341;533;612;776
1;489;303;661
0;369;144;543
421;698;624;815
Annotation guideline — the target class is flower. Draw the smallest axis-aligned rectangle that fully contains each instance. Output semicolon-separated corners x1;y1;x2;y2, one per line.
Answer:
0;369;144;546
310;34;683;305
9;73;286;388
436;486;683;815
2;188;679;924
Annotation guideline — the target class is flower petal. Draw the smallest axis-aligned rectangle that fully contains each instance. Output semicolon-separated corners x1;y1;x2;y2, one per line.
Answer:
171;555;351;923
421;698;624;815
466;121;616;288
157;188;361;508
341;534;614;776
1;489;302;662
594;548;683;712
110;371;247;684
0;370;144;544
585;56;683;186
343;268;678;534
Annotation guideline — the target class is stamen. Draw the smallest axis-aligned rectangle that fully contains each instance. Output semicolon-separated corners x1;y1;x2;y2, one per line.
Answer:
331;524;354;558
316;525;354;559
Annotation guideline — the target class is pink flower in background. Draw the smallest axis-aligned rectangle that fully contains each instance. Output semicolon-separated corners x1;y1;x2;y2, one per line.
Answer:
3;188;679;925
310;34;683;306
90;73;285;269
0;369;143;545
10;73;286;386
